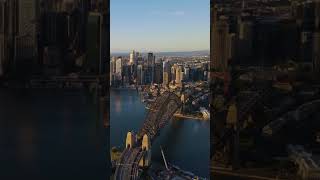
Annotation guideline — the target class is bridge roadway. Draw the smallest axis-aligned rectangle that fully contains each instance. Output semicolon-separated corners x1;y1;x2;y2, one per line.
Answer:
115;147;145;180
114;91;182;180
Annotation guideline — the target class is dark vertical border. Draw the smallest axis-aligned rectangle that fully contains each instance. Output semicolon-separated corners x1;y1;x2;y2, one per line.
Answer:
103;0;111;177
210;0;215;179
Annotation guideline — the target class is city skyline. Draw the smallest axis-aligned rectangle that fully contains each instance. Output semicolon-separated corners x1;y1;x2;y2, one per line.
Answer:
111;0;210;53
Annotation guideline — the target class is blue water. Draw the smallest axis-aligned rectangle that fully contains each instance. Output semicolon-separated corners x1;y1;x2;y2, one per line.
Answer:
0;89;109;180
110;89;210;178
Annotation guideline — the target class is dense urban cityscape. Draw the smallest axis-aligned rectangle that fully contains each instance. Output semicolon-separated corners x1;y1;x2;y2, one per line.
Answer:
110;0;210;179
111;51;209;87
4;0;320;179
0;0;110;179
211;0;320;179
110;51;211;120
0;0;109;128
110;50;210;179
0;0;108;84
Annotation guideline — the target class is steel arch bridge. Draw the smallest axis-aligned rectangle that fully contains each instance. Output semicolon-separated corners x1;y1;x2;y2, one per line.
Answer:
137;91;182;141
114;91;182;180
211;84;272;158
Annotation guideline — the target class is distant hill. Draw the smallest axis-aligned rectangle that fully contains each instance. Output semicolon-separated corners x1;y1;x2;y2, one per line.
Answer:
111;50;209;57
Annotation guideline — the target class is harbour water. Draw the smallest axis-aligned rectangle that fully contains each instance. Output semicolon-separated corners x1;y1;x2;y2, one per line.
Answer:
0;88;109;180
110;89;210;178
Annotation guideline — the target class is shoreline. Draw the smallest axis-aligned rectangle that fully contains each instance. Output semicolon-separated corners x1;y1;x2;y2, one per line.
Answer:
110;86;137;90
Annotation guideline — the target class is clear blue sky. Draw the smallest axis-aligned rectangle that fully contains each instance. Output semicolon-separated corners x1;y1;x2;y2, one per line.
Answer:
111;0;209;53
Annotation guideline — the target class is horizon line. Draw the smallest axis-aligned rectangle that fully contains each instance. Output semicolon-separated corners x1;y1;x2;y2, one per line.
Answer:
110;49;210;54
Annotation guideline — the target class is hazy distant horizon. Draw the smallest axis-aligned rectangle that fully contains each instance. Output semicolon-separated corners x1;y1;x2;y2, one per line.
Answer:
110;49;210;54
111;50;210;57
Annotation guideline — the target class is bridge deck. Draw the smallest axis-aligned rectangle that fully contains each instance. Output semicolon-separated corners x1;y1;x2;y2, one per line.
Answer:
114;91;182;180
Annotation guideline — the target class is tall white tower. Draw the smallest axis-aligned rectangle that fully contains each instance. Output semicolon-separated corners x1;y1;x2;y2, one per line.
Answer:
129;50;135;64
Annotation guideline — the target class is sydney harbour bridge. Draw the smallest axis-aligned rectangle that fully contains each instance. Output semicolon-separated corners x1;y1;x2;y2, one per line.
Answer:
113;91;194;180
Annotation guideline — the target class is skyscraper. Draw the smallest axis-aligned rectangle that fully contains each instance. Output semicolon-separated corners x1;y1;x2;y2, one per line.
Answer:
0;34;4;76
129;50;135;64
15;0;38;60
314;0;320;73
100;0;109;76
111;56;116;73
153;63;162;84
162;61;170;86
137;64;144;85
147;52;154;67
163;72;169;86
86;12;104;75
210;1;217;75
313;31;320;73
115;57;122;75
175;65;182;86
146;52;155;84
213;16;230;72
0;0;18;76
315;0;320;30
171;64;177;83
0;1;5;76
237;17;253;63
184;66;190;81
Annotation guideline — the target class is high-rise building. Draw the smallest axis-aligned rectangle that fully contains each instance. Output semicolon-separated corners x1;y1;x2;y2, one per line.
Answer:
175;65;182;86
228;33;236;63
137;64;144;85
111;56;116;73
147;52;155;83
115;57;122;75
0;34;4;76
171;64;177;83
184;66;190;81
153;63;162;84
0;0;18;76
147;52;155;67
41;11;69;75
163;72;169;86
210;1;217;75
301;31;313;62
143;54;152;84
17;0;38;36
122;64;131;85
213;16;230;72
86;12;105;75
237;17;253;63
291;1;304;22
110;59;114;83
162;61;170;86
100;0;109;76
313;31;320;73
316;0;320;30
136;52;143;65
0;1;5;77
129;50;135;64
15;0;38;61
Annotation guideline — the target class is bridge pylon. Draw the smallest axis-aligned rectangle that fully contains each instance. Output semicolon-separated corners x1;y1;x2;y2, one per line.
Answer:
139;134;152;167
225;103;240;169
226;103;238;129
126;131;136;149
